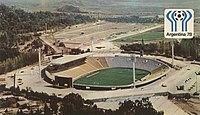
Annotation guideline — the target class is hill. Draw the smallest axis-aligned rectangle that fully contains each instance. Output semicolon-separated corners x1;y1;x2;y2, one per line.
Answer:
57;5;83;13
1;0;200;15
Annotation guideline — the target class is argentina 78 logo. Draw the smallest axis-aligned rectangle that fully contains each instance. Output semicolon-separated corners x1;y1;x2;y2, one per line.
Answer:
164;9;194;39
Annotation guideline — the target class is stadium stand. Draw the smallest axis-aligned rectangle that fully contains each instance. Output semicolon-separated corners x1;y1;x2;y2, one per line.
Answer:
105;56;165;72
47;53;91;73
97;57;109;67
86;57;103;69
47;56;167;79
52;57;109;79
61;67;85;78
43;55;169;89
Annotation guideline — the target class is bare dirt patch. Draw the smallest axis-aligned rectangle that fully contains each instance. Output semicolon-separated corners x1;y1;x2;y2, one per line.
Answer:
171;97;200;115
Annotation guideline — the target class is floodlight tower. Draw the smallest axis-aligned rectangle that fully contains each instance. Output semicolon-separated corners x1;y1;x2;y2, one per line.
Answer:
195;72;199;94
38;47;42;79
196;73;198;93
45;23;48;34
13;74;16;88
131;55;136;88
171;40;174;67
91;37;94;53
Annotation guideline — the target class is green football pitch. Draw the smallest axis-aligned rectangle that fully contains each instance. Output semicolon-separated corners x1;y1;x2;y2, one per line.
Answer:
74;68;150;86
114;32;163;42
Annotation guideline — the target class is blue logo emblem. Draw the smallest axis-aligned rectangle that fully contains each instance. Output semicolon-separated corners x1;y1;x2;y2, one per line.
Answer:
164;9;194;39
166;10;192;32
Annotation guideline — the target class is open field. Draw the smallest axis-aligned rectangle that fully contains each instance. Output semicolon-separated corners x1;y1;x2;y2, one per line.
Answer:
74;68;149;86
114;32;163;42
53;21;152;48
133;32;163;40
41;22;161;53
113;23;200;43
113;27;163;42
1;0;200;16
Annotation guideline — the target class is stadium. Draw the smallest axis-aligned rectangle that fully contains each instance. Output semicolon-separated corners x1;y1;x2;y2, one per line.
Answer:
42;53;169;90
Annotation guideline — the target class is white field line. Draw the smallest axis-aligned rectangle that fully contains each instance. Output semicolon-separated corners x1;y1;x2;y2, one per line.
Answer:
86;71;99;78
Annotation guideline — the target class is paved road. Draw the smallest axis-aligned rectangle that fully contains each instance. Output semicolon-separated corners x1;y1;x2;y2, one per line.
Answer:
4;54;198;100
107;24;162;42
96;96;188;115
2;54;198;115
40;34;61;53
80;24;162;51
40;22;162;53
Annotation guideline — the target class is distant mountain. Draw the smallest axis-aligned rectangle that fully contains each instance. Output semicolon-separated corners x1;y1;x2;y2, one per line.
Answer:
57;5;82;13
0;0;200;15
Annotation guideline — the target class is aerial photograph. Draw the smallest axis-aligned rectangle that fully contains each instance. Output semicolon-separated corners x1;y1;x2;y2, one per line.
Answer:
0;0;200;115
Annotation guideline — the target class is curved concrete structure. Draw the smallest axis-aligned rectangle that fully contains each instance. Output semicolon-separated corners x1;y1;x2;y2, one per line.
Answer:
42;56;170;90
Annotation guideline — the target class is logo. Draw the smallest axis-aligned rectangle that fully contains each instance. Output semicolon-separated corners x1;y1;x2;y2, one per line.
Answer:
164;9;194;39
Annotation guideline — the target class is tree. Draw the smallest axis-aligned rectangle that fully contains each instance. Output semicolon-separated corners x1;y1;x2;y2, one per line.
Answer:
14;85;20;95
141;39;144;50
0;4;95;72
50;100;58;114
69;48;82;55
85;48;90;53
116;98;164;115
44;103;51;115
60;93;84;114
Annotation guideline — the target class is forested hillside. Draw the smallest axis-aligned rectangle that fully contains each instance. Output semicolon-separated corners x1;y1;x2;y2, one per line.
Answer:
121;37;200;61
0;4;95;74
1;0;199;15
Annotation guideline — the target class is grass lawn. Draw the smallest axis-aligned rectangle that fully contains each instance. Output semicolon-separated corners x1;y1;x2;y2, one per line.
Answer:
114;32;163;42
74;68;149;86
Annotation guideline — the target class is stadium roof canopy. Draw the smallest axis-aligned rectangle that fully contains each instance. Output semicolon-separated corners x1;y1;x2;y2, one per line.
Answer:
51;53;92;65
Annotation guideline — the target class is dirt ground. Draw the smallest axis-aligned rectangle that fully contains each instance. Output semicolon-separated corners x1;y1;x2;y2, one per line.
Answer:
171;97;200;115
53;21;152;49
